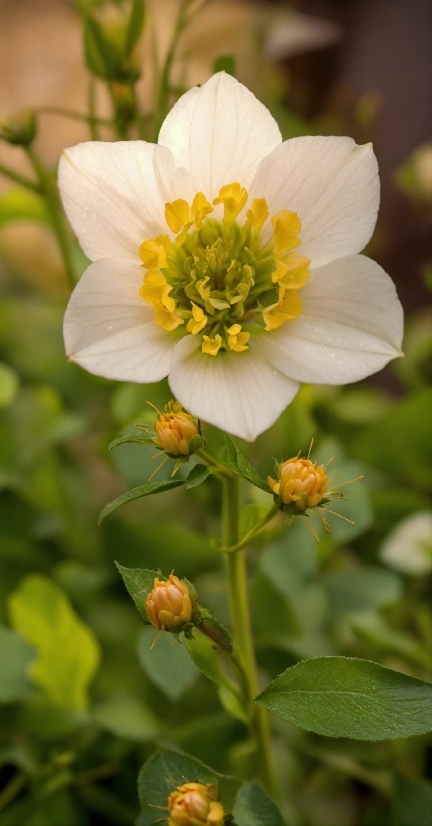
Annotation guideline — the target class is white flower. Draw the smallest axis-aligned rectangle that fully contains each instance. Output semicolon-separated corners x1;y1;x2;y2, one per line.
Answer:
380;512;432;576
60;72;403;441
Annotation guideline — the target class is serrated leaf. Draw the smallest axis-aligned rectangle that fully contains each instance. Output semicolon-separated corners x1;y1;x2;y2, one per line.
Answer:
0;625;35;702
109;433;156;450
8;575;100;710
184;629;233;691
255;656;432;740
124;0;145;56
185;463;211;489
99;478;184;523
222;435;271;492
137;746;239;824
233;781;285;826
115;563;159;622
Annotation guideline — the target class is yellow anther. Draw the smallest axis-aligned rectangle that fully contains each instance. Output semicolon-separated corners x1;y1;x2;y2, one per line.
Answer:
246;198;269;233
187;302;208;334
153;300;184;332
202;334;222;356
165;198;191;234
271;210;302;256
139;269;168;305
227;323;250;352
191;192;214;228
272;252;310;289
262;288;303;331
213;182;248;220
139;234;171;269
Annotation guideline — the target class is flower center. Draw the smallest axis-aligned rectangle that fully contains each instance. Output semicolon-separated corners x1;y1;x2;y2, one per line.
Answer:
138;182;310;356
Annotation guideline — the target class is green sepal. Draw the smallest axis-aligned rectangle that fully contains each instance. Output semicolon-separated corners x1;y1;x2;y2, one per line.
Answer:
98;478;184;523
222;435;271;492
197;610;234;654
108;434;157;450
115;563;160;623
184;629;234;690
83;15;120;80
124;0;146;57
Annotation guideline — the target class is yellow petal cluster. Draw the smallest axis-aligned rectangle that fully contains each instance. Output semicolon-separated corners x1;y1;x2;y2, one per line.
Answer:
167;782;225;826
227;324;250;352
155;407;200;456
146;575;193;631
268;458;328;510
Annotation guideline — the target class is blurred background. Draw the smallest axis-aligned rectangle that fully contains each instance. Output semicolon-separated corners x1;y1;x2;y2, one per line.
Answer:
0;2;432;825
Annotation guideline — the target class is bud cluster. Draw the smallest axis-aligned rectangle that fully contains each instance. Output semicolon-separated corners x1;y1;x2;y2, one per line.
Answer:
167;782;225;826
268;456;328;512
145;574;196;633
154;401;204;458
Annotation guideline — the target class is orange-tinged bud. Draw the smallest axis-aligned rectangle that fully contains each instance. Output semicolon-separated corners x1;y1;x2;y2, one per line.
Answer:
146;575;193;631
269;457;328;511
167;782;225;826
155;408;202;457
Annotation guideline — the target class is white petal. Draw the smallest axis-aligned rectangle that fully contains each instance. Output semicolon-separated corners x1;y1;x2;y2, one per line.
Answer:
380;512;432;575
168;336;299;441
256;254;403;385
64;259;176;382
250;136;379;266
158;72;282;199
58;141;174;261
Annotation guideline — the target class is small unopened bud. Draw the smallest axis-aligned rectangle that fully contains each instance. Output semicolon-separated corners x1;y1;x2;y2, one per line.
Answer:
0;110;36;147
146;574;194;632
167;782;225;826
269;457;328;511
155;402;203;457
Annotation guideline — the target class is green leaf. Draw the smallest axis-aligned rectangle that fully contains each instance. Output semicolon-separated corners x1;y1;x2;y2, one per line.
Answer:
0;363;19;408
222;435;271;492
392;775;432;826
115;563;159;622
255;656;432;740
99;478;184;523
213;55;236;77
0;625;35;702
233;780;285;826
184;629;233;691
8;575;100;709
137;627;199;701
93;693;160;741
137;746;239;825
185;463;211;489
109;433;156;450
0;188;50;228
124;0;146;56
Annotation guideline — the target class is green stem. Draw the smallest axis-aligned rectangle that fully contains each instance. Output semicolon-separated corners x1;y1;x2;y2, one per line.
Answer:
25;147;77;288
220;503;279;554
87;80;100;140
222;475;278;798
0;161;41;192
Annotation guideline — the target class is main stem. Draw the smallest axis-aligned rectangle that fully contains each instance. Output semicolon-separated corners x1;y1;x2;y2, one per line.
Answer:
222;475;278;798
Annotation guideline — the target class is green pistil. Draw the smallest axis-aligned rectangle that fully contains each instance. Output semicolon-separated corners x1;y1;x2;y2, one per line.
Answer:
161;218;277;346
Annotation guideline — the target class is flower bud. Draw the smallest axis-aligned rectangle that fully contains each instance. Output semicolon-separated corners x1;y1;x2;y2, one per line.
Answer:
167;782;225;826
146;575;194;632
0;110;36;147
155;402;203;457
268;457;328;511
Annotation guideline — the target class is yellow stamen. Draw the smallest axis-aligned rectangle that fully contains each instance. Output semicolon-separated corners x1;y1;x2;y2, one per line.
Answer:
246;198;269;233
187;302;208;334
271;210;302;256
153;300;184;332
214;182;248;220
191;191;213;228
202;334;222;356
227;323;250;352
262;287;302;331
272;252;310;289
139;235;171;269
164;198;190;234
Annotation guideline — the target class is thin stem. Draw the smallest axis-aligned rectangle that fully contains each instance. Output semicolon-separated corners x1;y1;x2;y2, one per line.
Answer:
25;147;77;288
196;448;233;482
0;161;41;193
0;772;26;812
220;504;279;554
87;80;100;140
35;106;113;127
222;475;278;798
